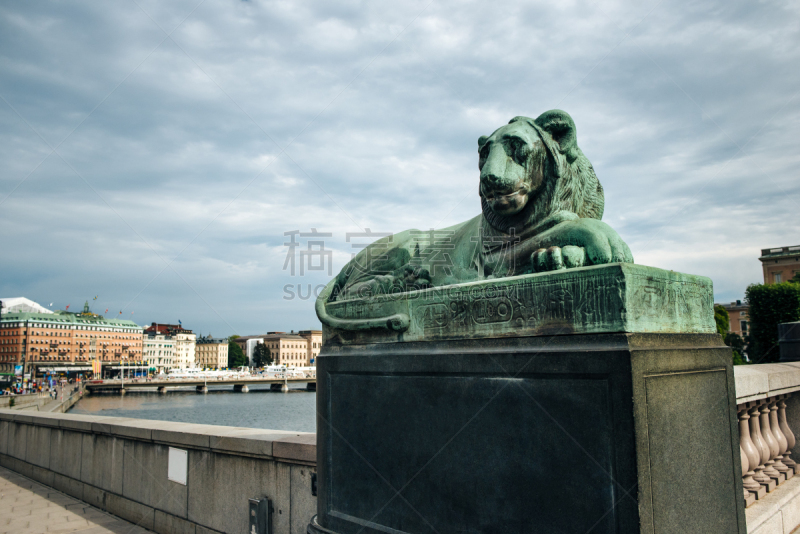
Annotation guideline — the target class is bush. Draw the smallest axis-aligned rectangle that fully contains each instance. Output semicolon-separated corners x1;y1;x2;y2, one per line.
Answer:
745;283;800;363
714;304;730;337
725;332;748;365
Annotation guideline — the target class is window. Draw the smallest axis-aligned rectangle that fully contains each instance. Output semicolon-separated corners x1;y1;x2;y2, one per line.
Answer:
775;272;783;283
741;321;748;334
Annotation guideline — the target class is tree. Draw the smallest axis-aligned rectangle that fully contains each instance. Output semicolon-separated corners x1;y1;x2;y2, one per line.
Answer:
253;343;273;368
745;283;800;364
227;339;248;368
715;305;749;365
713;304;730;337
724;332;747;366
725;332;745;353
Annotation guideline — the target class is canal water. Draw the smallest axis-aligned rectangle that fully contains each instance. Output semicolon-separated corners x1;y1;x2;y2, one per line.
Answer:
68;386;316;432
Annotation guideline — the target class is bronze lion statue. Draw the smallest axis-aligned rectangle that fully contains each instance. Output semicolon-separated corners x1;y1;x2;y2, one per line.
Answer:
317;109;633;330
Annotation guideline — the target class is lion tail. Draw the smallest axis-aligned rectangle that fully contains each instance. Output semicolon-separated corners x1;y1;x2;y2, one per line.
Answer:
315;278;410;332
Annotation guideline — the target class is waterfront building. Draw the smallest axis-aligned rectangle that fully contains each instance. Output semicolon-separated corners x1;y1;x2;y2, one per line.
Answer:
175;331;196;368
298;329;322;363
143;323;196;369
195;336;228;368
759;245;800;284
0;299;143;377
232;330;322;366
143;333;174;373
261;332;311;366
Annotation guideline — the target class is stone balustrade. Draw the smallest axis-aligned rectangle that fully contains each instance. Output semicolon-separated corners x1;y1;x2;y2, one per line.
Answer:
735;363;800;534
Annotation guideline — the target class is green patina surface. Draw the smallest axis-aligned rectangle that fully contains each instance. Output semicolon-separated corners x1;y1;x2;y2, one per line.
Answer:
321;263;716;344
314;111;718;342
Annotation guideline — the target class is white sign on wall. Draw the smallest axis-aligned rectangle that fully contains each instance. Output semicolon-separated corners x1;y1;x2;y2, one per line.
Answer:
167;447;188;485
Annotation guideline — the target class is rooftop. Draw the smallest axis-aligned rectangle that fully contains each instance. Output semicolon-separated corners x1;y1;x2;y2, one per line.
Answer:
144;323;193;335
235;333;307;341
759;245;800;260
718;300;748;311
264;334;306;341
1;309;142;328
0;297;52;314
197;336;227;344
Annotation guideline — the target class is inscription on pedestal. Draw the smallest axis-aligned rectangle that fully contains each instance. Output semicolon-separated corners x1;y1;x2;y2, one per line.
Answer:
324;263;715;344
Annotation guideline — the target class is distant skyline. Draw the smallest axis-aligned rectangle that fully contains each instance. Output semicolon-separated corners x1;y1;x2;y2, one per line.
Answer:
2;1;799;336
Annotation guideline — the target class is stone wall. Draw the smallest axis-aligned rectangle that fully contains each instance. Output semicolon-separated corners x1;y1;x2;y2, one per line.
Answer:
0;409;316;534
0;394;49;410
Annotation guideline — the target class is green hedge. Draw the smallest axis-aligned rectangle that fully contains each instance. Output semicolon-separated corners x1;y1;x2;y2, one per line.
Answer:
745;282;800;363
714;304;730;336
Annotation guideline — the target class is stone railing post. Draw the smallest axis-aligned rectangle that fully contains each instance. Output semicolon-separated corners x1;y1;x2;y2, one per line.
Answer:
741;444;755;507
779;394;799;475
760;399;785;484
769;397;793;480
739;403;766;501
749;402;777;491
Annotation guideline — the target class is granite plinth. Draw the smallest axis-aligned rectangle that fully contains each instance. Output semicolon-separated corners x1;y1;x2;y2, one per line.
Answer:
312;267;745;534
323;263;716;345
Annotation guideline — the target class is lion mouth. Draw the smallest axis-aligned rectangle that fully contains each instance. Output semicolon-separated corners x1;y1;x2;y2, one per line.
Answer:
481;194;532;234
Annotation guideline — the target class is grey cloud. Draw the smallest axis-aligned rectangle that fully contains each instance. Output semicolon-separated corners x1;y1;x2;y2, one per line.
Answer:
1;0;799;334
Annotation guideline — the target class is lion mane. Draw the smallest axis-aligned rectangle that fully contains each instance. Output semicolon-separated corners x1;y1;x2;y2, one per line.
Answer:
480;110;605;234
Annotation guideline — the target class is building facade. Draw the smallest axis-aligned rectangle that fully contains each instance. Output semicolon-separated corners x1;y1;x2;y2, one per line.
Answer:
261;333;310;366
233;329;323;367
760;246;800;284
298;330;322;364
175;331;196;368
0;300;143;377
143;323;196;369
195;336;228;369
720;300;749;338
143;334;175;373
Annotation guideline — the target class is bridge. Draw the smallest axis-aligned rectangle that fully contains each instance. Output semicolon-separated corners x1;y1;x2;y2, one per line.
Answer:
83;376;316;393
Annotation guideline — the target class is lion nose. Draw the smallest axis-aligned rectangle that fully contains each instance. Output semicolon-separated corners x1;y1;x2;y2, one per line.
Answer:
481;172;503;188
480;147;511;186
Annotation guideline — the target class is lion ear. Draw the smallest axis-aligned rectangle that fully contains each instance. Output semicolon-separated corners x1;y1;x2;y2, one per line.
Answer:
478;135;489;149
534;109;580;163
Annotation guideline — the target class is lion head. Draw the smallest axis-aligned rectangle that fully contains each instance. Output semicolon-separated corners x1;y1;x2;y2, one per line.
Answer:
478;109;604;233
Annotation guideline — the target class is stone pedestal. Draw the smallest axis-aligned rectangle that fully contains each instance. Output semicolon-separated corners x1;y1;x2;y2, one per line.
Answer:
310;264;747;534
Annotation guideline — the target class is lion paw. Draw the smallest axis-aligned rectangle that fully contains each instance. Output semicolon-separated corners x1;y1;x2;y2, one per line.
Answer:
531;245;586;272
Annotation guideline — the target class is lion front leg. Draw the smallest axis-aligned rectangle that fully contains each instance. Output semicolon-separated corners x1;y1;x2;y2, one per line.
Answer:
532;245;586;271
528;218;633;273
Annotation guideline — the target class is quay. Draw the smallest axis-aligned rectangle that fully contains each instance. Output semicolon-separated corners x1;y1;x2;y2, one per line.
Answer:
83;377;317;394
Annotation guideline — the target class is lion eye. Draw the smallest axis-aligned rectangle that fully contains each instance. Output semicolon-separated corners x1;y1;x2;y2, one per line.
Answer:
478;145;489;169
512;140;528;165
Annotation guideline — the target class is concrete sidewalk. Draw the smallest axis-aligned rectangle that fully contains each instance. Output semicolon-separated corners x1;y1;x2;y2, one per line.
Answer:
0;466;151;534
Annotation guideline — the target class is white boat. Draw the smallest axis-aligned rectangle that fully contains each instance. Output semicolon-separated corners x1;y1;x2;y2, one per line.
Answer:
166;368;205;380
261;365;288;378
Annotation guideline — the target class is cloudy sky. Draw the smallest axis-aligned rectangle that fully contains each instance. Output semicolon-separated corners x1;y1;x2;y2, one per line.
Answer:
1;0;798;336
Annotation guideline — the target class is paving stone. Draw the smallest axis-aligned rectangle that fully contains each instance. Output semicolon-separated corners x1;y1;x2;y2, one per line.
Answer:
0;466;152;534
